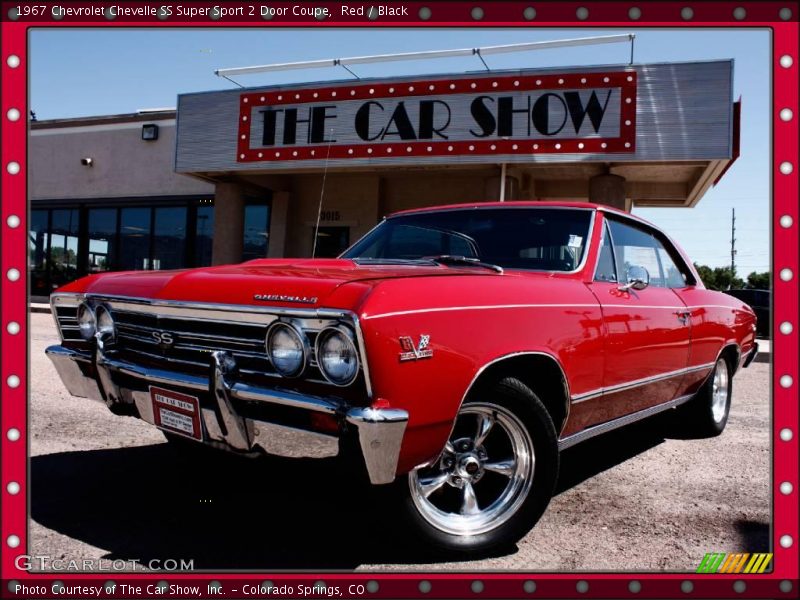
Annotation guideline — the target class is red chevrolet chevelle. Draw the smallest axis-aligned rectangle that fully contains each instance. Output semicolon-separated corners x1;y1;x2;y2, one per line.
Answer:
48;201;758;552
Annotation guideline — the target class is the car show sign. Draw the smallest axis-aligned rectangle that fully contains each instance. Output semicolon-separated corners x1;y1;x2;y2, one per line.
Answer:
235;71;637;163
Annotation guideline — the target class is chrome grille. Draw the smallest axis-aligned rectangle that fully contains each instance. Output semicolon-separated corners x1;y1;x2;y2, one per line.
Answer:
50;294;369;395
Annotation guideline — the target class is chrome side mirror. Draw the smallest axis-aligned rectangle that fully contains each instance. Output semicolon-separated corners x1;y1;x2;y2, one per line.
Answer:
619;265;650;291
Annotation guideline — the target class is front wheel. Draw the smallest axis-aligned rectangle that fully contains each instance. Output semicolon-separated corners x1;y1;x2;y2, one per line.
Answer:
400;377;559;554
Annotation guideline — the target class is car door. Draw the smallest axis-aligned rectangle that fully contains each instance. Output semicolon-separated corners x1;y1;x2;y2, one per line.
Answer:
583;215;692;423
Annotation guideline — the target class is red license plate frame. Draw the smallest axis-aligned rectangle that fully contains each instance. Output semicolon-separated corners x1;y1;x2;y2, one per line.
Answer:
150;386;203;441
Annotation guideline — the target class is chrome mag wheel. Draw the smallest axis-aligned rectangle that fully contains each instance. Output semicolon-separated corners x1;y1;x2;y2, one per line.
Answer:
409;402;534;537
711;358;730;423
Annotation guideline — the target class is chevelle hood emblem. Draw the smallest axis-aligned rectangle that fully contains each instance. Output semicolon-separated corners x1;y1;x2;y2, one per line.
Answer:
399;334;433;361
254;293;318;304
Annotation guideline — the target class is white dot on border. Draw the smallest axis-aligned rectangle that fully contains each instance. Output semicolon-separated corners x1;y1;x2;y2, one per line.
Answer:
780;108;793;121
448;146;454;151
7;162;20;175
780;162;793;175
555;143;561;150
779;535;793;548
780;375;793;388
780;55;794;68
780;481;793;495
7;535;20;548
7;428;20;441
469;145;475;151
490;144;496;150
780;428;793;441
7;215;20;228
7;268;20;282
6;108;20;121
780;322;793;335
681;581;693;594
681;7;694;20
7;481;20;495
7;55;20;68
629;581;641;593
780;268;793;282
7;375;20;388
578;143;585;149
7;322;20;335
512;144;518;150
601;142;608;149
780;215;794;228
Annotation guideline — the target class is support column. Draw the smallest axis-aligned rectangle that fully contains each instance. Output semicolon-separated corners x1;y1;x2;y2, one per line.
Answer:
589;174;627;211
211;182;245;265
268;191;289;258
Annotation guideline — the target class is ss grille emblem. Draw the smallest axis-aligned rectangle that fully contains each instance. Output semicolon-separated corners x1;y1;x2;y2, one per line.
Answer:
399;334;433;362
152;330;175;347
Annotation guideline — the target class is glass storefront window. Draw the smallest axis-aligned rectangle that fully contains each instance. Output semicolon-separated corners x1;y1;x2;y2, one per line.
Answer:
153;206;187;270
196;205;214;267
242;203;270;261
87;208;118;274
30;209;49;295
119;207;152;270
49;209;80;290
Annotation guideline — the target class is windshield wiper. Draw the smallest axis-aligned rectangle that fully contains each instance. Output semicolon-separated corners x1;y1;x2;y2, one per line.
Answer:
424;255;504;274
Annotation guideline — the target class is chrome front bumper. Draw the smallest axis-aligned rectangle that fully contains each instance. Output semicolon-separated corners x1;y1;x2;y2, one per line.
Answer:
46;343;408;484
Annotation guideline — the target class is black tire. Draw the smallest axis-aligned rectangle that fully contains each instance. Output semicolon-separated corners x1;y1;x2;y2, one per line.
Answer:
397;376;559;554
678;357;733;437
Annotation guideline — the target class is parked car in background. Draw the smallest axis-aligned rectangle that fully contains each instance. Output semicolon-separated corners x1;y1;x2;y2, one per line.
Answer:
47;202;758;553
724;288;770;338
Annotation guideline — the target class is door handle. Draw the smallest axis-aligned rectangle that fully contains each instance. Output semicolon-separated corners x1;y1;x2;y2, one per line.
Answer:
673;310;691;324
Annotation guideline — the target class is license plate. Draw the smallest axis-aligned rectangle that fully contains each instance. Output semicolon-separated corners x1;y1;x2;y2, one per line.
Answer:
150;386;203;441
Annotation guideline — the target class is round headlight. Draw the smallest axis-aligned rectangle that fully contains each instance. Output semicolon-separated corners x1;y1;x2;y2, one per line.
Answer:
316;326;359;386
95;305;115;341
76;303;96;340
266;322;307;377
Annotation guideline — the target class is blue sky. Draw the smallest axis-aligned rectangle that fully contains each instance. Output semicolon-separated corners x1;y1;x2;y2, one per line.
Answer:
29;28;770;273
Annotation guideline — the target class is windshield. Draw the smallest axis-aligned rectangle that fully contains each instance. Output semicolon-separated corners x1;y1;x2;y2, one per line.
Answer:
342;207;594;272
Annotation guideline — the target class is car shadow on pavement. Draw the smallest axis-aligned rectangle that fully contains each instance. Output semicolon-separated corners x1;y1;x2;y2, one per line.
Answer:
556;416;668;494
31;416;677;570
31;444;422;569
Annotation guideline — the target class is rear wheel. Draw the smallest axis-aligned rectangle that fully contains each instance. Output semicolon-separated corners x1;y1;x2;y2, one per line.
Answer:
679;357;732;437
400;377;558;553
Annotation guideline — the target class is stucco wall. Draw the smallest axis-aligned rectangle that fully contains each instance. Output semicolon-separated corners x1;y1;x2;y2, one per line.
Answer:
30;120;214;201
285;174;380;256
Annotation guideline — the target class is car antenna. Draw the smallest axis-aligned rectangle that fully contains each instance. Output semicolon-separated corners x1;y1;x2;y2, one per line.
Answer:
311;129;334;259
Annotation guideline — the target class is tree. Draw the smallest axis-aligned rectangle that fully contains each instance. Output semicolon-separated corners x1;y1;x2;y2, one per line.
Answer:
746;271;770;289
692;263;744;290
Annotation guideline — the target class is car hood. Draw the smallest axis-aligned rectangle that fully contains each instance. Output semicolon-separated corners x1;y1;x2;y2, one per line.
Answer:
59;258;498;311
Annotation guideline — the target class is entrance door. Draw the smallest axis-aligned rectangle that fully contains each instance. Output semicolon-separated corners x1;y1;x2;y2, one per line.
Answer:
587;216;692;421
313;226;350;258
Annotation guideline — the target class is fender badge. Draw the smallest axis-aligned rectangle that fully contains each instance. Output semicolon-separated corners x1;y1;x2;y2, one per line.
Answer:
399;334;433;361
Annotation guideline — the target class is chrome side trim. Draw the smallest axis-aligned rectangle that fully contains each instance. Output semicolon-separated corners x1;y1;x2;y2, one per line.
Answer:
571;362;715;404
558;393;694;451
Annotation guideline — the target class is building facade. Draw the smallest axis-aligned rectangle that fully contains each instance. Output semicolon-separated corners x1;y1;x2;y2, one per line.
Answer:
29;60;738;296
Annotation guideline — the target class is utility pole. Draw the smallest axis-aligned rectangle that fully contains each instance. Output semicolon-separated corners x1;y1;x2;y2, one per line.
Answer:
730;208;737;278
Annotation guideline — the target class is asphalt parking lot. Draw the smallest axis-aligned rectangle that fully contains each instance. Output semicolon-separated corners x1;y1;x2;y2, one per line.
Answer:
29;312;770;572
